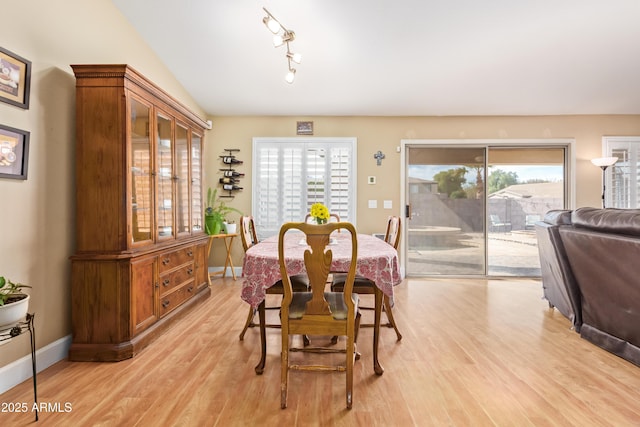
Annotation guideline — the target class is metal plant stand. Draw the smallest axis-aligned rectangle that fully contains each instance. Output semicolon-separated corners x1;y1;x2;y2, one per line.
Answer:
0;313;37;421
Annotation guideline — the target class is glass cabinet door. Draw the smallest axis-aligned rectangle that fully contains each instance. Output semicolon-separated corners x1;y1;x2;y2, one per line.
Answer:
130;98;153;244
156;113;174;239
191;132;203;232
175;124;190;235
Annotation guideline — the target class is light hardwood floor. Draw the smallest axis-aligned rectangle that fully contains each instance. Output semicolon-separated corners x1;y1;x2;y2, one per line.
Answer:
2;277;640;426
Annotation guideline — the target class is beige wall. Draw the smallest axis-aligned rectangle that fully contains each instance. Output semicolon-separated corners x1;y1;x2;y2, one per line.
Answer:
0;0;205;367
206;115;640;266
3;0;640;376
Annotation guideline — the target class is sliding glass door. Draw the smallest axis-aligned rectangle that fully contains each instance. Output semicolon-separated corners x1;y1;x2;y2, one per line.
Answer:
405;143;567;277
407;146;486;275
486;147;566;276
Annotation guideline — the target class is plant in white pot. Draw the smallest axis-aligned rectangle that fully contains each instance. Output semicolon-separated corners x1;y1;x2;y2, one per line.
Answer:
0;276;31;328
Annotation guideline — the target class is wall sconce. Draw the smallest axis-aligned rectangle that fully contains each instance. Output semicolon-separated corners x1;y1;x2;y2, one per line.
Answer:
374;151;385;166
591;156;618;208
263;8;301;84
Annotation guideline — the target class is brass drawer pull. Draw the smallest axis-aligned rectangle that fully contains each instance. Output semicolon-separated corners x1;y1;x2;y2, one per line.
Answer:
162;300;170;308
162;258;170;265
162;278;170;287
187;250;193;257
187;268;193;275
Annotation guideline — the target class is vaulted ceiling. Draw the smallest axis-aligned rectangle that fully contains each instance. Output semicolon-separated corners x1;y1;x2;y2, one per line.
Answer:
112;0;640;117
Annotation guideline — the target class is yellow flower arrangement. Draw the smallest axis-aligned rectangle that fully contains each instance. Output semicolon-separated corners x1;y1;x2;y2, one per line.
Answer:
310;202;330;224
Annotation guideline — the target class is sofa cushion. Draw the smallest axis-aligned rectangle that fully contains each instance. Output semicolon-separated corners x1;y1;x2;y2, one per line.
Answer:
572;207;640;237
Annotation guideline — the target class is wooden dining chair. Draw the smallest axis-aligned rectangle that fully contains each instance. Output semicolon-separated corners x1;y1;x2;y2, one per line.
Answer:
279;221;361;409
331;216;403;341
238;216;309;341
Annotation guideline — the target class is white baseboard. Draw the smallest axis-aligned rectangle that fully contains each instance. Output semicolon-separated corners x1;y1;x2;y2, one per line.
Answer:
0;334;72;395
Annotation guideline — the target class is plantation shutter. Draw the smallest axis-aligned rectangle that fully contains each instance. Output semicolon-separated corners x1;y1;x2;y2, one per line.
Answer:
253;138;357;239
604;137;640;208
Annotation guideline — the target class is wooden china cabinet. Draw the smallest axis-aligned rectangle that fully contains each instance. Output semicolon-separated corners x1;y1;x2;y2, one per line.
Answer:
69;64;210;361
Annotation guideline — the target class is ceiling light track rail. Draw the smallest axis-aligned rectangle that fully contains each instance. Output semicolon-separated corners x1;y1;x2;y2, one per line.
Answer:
262;7;301;84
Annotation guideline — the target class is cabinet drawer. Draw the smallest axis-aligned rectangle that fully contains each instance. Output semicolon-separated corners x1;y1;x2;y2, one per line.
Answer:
158;246;195;273
159;282;197;317
159;265;195;296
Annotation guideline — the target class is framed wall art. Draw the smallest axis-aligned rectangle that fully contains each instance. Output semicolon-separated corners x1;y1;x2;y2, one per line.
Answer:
0;124;30;180
0;47;31;109
296;121;313;135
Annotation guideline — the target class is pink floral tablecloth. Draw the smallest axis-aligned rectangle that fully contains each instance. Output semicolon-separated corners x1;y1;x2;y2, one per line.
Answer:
241;233;401;308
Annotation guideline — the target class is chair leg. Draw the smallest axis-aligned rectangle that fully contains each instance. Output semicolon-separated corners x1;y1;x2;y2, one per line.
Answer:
354;310;361;360
281;327;289;409
254;301;267;375
373;289;384;375
239;305;256;341
346;333;354;409
383;296;403;341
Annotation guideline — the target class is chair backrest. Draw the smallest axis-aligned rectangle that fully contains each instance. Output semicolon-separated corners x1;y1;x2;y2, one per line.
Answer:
279;222;358;317
239;216;258;251
384;216;401;249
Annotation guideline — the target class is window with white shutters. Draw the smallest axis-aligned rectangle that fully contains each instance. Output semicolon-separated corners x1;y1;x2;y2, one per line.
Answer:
252;138;357;239
604;136;640;208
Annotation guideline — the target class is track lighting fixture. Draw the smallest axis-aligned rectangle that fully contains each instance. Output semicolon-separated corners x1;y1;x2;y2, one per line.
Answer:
262;7;301;84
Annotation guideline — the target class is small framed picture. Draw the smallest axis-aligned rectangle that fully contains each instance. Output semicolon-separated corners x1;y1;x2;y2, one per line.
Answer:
0;47;31;109
296;121;313;135
0;124;30;180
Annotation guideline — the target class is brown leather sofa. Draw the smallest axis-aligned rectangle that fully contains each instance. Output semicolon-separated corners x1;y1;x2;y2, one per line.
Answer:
537;207;640;367
535;210;581;331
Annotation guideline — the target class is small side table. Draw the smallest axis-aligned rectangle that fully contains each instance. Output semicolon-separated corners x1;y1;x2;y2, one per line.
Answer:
207;233;238;282
0;313;38;421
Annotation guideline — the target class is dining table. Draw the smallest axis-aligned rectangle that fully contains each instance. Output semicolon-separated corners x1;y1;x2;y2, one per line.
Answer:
241;231;402;375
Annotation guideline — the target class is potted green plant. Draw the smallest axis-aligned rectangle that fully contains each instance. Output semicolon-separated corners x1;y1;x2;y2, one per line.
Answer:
0;276;31;328
205;188;242;235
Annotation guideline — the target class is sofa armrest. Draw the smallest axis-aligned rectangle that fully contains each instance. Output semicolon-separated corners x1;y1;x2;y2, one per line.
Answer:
543;209;572;226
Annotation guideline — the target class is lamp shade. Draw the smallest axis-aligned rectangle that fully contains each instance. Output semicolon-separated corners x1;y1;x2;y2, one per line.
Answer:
273;34;285;47
287;52;302;64
285;69;296;84
591;157;618;167
264;17;281;34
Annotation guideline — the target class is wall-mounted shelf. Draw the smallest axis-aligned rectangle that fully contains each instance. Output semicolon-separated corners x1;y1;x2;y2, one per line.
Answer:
219;148;243;198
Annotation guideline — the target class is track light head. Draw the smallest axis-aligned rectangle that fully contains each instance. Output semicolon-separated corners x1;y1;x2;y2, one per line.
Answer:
285;68;296;84
287;52;302;64
263;16;281;34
